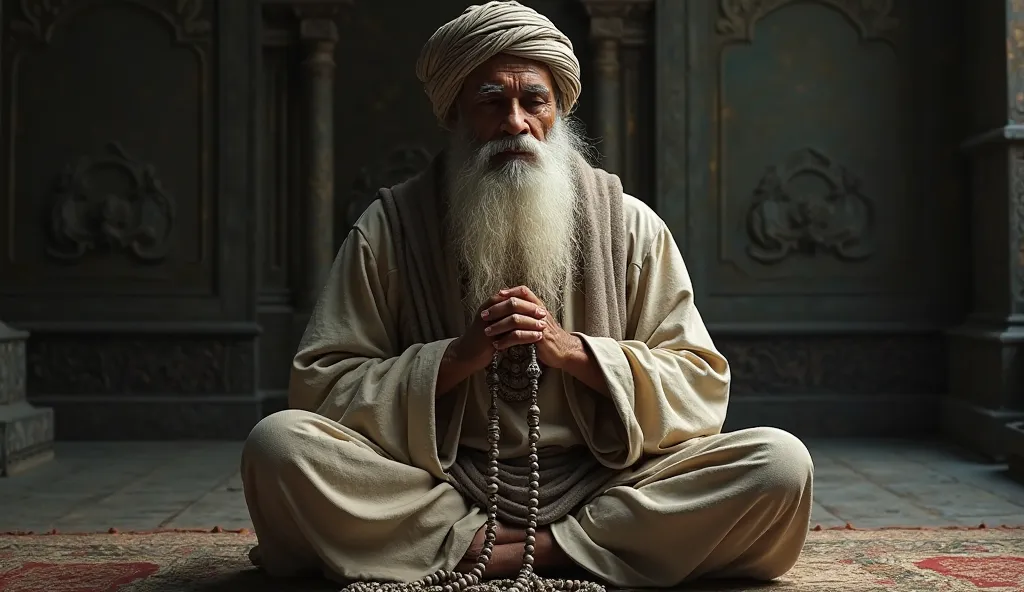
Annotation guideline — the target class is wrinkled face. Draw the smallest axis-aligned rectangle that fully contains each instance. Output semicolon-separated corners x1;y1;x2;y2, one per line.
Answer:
452;54;558;153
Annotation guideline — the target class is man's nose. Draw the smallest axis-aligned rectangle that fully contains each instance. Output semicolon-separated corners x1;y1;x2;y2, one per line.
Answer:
499;103;530;136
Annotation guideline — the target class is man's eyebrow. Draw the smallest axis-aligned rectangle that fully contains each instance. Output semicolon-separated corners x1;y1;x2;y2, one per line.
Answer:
523;83;551;96
477;83;504;96
475;83;551;97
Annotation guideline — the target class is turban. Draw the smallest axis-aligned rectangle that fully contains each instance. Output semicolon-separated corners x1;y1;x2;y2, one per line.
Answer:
415;1;581;126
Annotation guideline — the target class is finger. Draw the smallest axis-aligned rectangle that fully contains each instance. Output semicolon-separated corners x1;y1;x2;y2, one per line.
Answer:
493;330;544;351
482;296;546;321
500;286;544;306
476;292;509;316
484;313;547;337
501;287;548;319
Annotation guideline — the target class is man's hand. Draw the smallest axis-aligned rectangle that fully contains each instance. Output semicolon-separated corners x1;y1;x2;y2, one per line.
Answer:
448;289;551;374
437;289;549;396
439;286;607;396
496;286;610;394
489;286;583;370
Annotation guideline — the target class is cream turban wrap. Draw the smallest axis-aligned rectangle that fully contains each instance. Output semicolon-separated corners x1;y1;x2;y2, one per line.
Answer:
415;0;582;126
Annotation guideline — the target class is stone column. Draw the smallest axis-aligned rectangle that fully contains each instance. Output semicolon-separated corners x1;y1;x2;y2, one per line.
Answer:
582;0;653;191
948;3;1024;458
584;1;624;176
618;1;653;199
295;4;341;313
0;322;53;476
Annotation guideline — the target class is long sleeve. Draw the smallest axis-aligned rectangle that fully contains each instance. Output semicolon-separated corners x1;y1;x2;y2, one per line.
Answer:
288;216;458;478
568;223;731;469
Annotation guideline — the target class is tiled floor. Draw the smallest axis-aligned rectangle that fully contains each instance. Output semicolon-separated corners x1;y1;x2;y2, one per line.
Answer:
2;439;1024;533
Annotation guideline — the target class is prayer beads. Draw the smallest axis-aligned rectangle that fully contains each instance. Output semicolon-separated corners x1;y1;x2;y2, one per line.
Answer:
341;345;605;592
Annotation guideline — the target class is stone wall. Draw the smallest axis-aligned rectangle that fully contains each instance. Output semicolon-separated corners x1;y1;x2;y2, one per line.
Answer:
0;0;990;444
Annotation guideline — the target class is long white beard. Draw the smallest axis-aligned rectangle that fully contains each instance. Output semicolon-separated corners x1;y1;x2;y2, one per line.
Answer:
445;117;588;318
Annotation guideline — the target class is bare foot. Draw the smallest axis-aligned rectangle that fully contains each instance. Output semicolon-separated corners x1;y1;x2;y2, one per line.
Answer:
457;524;571;579
457;522;526;575
532;528;571;573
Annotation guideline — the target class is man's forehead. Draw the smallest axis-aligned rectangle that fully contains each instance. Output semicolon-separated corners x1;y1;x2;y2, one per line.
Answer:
465;55;555;90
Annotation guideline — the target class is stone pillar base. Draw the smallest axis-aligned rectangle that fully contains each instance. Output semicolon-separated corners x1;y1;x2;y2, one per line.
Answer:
0;322;54;476
942;398;1024;461
944;323;1024;460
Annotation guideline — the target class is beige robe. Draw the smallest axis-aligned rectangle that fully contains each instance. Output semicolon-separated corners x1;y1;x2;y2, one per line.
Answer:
241;193;813;587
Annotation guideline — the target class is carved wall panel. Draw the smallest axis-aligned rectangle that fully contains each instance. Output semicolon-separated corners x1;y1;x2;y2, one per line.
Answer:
717;0;899;44
0;0;215;298
0;1;261;439
657;0;965;327
744;147;875;265
0;0;259;331
46;142;177;264
716;2;901;292
718;334;945;396
27;335;255;395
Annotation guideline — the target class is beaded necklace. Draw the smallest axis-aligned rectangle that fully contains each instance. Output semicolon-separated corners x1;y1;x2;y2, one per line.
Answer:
342;345;605;592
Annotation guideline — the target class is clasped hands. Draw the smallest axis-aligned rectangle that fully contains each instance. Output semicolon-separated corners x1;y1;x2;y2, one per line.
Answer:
451;286;584;373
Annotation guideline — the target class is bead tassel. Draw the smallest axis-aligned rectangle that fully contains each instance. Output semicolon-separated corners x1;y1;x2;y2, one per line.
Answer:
341;345;604;592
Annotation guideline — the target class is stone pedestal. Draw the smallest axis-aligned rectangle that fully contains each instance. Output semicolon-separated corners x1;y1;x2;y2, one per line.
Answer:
0;322;54;476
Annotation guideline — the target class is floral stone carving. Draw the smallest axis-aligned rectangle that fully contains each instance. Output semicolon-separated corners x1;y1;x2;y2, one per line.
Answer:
46;142;177;263
745;147;874;264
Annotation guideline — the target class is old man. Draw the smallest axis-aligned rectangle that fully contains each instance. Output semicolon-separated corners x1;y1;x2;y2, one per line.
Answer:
241;1;813;587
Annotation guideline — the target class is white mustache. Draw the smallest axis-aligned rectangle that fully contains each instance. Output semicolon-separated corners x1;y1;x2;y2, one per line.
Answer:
477;134;543;160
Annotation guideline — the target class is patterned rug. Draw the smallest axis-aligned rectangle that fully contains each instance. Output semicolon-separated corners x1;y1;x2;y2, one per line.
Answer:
0;526;1023;591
